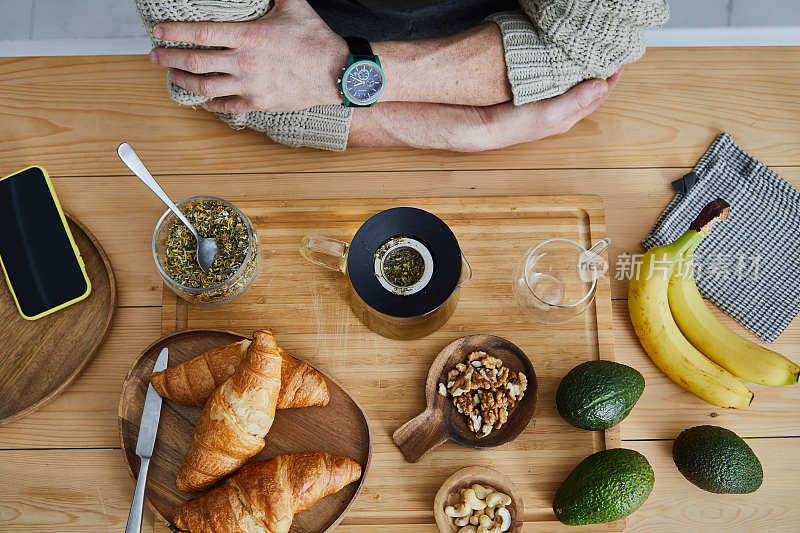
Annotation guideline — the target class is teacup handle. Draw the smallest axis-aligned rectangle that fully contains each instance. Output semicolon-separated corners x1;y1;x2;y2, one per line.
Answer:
392;408;449;463
300;235;349;273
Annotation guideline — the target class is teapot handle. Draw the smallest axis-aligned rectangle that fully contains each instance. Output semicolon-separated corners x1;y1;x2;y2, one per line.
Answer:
457;253;473;289
300;235;349;273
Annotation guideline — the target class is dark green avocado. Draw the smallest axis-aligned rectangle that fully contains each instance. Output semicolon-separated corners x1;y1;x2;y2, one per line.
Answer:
553;448;654;525
673;425;763;494
556;360;645;430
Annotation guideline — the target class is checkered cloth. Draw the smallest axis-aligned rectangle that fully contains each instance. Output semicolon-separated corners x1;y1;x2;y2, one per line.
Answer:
643;133;800;343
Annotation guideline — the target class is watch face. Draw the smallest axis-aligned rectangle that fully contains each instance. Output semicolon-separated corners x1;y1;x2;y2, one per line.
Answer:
342;60;385;105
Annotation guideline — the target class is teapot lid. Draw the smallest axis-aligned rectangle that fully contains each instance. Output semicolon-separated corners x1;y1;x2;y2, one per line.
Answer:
347;207;462;318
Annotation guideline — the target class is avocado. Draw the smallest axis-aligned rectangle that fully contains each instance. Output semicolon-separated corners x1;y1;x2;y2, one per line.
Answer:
556;360;645;430
673;425;763;494
553;448;654;525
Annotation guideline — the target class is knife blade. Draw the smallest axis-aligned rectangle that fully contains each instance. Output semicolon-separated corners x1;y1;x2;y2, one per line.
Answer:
126;347;168;533
135;347;169;458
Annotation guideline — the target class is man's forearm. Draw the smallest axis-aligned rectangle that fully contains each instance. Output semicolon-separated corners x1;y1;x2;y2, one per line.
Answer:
371;22;512;107
348;102;489;150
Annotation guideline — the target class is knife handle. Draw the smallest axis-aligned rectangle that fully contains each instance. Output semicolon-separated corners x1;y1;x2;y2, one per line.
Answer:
125;456;151;533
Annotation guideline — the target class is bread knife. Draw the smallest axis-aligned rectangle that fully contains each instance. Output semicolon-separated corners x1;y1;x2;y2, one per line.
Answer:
125;347;169;533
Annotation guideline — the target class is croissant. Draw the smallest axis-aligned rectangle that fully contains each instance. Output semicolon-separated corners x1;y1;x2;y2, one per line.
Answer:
174;452;362;533
176;330;282;492
150;339;329;409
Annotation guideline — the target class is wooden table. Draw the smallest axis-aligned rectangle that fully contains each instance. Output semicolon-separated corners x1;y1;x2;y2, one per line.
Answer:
0;47;798;532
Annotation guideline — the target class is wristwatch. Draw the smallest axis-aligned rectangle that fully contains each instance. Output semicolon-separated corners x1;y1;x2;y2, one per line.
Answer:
338;36;385;107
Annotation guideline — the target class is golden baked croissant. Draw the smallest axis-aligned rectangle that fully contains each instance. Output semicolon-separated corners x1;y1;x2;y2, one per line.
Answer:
174;452;362;533
150;339;329;409
176;331;282;492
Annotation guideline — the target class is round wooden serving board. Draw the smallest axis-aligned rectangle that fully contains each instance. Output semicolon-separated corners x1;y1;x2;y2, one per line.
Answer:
118;329;373;532
0;214;116;426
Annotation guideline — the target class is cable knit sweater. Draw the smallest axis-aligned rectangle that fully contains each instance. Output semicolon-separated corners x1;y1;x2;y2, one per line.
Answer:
134;0;669;151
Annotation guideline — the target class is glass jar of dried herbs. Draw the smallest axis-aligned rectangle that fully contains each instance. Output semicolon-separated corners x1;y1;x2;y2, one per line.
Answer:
152;196;261;305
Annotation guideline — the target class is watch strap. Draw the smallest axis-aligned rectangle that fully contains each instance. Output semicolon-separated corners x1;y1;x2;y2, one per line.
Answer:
343;36;375;61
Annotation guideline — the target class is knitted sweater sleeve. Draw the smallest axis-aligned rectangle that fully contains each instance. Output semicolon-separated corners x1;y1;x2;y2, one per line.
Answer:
486;0;670;105
134;0;352;151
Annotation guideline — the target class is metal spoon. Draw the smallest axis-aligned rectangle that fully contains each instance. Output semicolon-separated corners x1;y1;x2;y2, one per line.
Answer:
117;142;218;272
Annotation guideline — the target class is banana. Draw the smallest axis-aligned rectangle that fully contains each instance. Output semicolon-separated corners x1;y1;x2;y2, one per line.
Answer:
669;251;800;386
628;200;753;409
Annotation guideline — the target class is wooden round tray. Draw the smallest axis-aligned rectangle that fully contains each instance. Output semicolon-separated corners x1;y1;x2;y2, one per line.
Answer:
0;214;116;426
118;329;373;532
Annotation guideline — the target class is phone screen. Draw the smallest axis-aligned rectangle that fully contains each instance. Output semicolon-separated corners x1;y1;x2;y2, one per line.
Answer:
0;167;89;318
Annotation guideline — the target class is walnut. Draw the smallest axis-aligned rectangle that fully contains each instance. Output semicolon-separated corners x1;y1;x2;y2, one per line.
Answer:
495;408;509;429
494;390;509;408
450;369;473;396
482;356;503;369
494;367;510;387
442;350;523;440
479;391;495;409
455;394;474;415
467;351;488;363
483;409;497;428
471;371;492;391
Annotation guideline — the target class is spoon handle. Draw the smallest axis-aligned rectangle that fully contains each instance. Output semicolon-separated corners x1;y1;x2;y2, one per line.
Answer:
117;142;199;241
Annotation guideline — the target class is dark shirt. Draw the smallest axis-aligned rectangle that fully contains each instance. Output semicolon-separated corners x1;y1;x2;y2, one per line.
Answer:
308;0;519;41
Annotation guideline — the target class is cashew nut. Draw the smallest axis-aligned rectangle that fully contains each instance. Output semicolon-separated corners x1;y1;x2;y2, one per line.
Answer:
447;483;513;533
485;491;512;508
454;515;471;527
462;488;487;511
478;514;494;529
471;484;493;499
496;507;512;532
445;504;471;518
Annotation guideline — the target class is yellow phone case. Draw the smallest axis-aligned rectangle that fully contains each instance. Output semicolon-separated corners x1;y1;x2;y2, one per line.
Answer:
0;165;92;320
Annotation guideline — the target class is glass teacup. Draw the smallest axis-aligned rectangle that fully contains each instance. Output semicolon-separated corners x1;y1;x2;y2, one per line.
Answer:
512;238;609;324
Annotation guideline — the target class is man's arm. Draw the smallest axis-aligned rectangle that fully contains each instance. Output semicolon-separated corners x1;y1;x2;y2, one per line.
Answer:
148;0;512;113
372;23;512;107
348;75;616;151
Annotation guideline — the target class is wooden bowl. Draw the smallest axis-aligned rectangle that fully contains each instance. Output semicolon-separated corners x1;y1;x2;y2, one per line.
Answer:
393;335;537;462
434;466;524;533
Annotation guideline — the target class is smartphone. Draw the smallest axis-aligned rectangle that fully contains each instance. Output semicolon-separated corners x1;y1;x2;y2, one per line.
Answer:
0;166;91;320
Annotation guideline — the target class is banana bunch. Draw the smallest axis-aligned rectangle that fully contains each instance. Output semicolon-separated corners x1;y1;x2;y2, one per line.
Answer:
628;199;799;408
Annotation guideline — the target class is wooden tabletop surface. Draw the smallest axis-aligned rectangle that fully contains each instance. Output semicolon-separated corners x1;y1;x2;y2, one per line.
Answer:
0;47;798;532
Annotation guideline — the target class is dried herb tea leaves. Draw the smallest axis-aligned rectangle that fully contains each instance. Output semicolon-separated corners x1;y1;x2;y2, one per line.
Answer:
164;199;249;288
383;246;425;287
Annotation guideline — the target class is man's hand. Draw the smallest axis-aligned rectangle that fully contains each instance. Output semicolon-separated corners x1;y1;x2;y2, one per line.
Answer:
149;4;512;112
349;72;621;151
149;0;347;113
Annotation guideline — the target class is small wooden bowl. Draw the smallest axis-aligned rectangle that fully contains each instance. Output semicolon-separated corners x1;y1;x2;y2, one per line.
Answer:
393;335;537;463
434;466;524;533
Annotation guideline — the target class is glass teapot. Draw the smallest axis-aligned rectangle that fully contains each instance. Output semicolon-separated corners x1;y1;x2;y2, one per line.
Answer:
300;207;471;340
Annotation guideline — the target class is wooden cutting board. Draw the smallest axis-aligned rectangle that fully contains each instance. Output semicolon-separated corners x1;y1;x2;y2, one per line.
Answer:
0;214;116;426
161;195;623;531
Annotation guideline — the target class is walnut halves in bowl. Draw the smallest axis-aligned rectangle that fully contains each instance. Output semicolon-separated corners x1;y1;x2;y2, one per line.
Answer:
439;351;528;438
